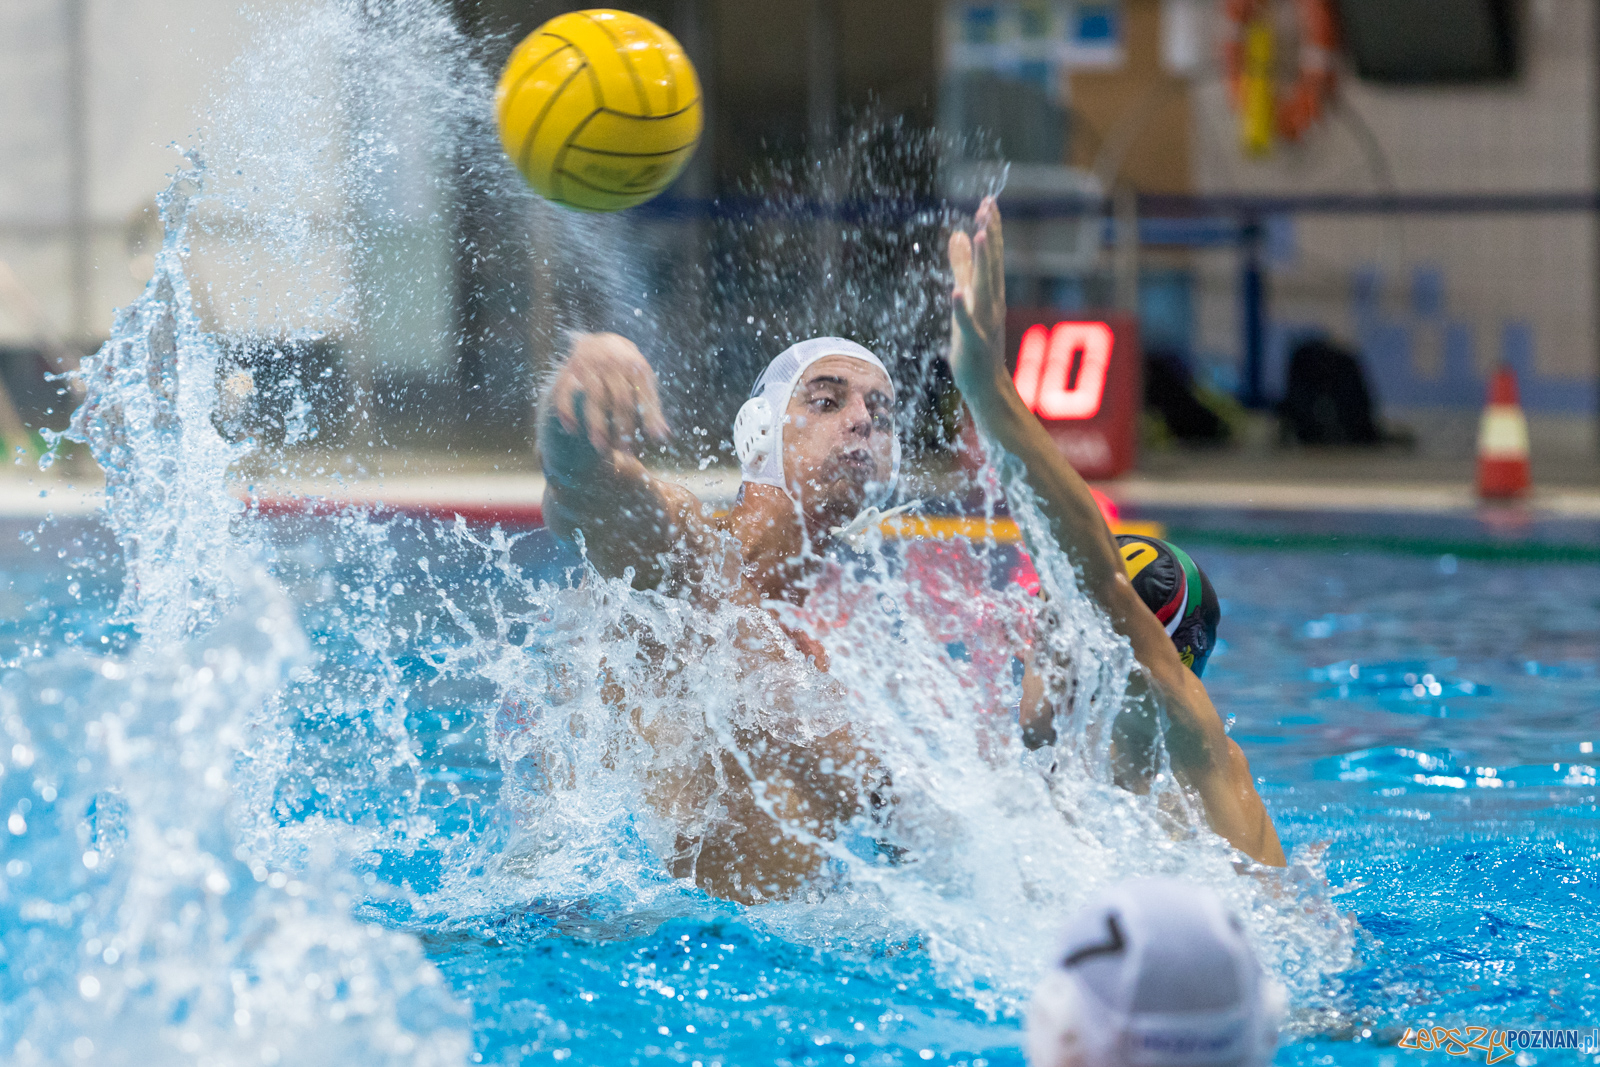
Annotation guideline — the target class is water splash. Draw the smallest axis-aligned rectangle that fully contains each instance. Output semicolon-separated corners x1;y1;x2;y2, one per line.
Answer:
58;158;246;641
11;1;1362;1062
7;10;482;1056
0;569;469;1065
421;515;1355;1020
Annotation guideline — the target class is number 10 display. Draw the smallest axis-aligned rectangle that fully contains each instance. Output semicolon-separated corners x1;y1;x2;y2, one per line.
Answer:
1004;310;1141;479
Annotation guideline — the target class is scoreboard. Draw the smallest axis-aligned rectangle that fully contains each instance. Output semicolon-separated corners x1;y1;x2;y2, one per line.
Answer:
1005;308;1141;480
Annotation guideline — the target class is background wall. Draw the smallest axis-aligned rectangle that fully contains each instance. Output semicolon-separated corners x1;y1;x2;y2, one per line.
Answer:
0;0;260;346
1184;0;1598;453
3;0;1598;461
1068;0;1194;194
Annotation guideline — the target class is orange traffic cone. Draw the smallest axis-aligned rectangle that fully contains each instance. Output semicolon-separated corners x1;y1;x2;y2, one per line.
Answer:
1476;366;1531;499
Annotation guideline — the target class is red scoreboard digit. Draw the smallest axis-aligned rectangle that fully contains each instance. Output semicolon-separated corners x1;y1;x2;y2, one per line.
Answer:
1005;308;1141;479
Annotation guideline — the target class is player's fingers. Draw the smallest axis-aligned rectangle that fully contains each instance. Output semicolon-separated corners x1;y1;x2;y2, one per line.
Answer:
972;233;1004;314
948;230;973;302
633;366;670;440
972;229;992;309
607;372;645;452
602;332;646;363
983;199;1006;297
951;289;979;338
613;377;642;449
581;370;617;454
950;293;988;369
642;399;670;441
623;366;656;448
552;374;579;433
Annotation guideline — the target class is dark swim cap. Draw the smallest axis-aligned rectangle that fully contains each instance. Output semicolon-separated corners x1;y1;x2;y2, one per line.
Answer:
1116;535;1220;677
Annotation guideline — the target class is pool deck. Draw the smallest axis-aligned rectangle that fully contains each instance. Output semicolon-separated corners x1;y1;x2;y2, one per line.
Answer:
6;453;1600;557
1113;476;1600;523
6;460;1600;519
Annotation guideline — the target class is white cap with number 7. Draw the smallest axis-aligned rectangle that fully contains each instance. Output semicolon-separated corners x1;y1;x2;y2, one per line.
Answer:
1027;879;1286;1067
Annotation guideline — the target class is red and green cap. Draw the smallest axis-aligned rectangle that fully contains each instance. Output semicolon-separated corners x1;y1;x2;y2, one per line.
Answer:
1116;535;1221;677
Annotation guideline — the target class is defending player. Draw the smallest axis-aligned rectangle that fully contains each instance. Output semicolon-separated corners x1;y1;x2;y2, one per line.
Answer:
950;198;1283;866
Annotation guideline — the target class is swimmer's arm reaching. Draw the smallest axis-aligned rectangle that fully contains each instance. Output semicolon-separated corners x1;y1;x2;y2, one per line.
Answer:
540;332;738;592
947;200;1285;867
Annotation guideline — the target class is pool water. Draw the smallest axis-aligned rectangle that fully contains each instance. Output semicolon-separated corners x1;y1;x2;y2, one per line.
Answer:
10;0;1597;1055
1194;539;1600;1061
4;511;1597;1067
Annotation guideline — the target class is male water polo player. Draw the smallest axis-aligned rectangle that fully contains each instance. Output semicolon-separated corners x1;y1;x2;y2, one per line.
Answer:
1019;534;1222;750
1027;879;1284;1067
540;332;901;901
537;197;1283;903
950;198;1283;865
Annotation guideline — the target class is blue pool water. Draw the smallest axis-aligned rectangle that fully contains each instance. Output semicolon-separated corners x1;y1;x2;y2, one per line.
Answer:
2;3;1595;1057
4;509;1597;1066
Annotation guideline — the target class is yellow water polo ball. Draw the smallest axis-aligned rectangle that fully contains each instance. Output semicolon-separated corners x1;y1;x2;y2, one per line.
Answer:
495;9;703;212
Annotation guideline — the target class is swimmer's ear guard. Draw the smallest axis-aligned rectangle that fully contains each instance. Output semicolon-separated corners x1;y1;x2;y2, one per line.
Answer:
1116;535;1220;677
733;395;777;472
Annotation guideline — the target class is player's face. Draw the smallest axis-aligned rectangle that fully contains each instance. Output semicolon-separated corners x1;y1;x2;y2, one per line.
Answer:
781;355;896;523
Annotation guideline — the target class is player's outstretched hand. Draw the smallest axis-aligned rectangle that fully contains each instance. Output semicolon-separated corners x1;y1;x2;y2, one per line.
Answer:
548;332;671;457
947;196;1009;403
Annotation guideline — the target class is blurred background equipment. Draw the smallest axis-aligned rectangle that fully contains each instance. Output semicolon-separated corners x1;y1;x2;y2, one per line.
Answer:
1476;364;1531;499
1336;0;1519;84
1276;336;1379;445
0;365;29;459
494;9;703;211
209;336;349;449
1144;348;1230;444
1;0;1597;485
1222;0;1338;155
1008;309;1143;477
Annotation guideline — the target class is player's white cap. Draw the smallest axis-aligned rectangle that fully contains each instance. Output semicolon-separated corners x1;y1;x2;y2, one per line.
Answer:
1027;879;1285;1067
733;337;899;501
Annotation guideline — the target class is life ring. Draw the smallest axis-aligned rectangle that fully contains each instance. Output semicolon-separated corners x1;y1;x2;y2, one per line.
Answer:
1222;0;1338;148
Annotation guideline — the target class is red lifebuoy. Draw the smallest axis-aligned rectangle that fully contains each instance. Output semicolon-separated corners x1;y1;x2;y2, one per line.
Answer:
1222;0;1338;143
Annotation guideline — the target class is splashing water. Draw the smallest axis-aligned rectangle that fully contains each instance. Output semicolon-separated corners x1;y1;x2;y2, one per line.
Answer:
425;503;1354;1019
1;565;469;1065
7;1;1361;1063
59;162;247;642
7;146;469;1064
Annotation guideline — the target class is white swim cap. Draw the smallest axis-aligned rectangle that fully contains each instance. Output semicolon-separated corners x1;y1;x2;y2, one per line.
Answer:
1026;880;1285;1067
733;337;900;502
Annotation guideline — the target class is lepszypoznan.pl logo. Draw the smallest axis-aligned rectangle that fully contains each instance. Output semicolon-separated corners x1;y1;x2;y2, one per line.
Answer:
1400;1025;1599;1062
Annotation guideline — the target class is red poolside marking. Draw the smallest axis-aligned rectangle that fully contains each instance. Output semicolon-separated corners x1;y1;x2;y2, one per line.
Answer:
246;494;544;526
247;487;1117;538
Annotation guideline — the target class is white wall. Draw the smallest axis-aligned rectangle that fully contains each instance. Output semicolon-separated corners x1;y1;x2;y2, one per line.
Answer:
0;0;261;343
1185;0;1597;431
0;0;463;389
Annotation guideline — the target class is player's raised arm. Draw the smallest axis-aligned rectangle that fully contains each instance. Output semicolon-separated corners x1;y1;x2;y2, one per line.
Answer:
946;200;1285;867
538;332;732;591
